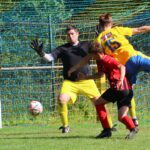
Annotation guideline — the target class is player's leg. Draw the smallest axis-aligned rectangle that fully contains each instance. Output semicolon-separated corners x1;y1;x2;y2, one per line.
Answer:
138;53;150;71
129;97;139;126
94;97;112;138
125;54;150;84
118;105;138;139
95;88;126;138
81;84;117;138
58;94;70;133
58;80;78;133
117;90;138;139
99;76;116;130
78;79;114;133
97;76;116;130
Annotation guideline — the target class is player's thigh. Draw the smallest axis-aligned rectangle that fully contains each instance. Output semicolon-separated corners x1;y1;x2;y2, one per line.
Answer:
58;93;71;104
101;88;117;104
60;80;79;104
78;79;100;101
94;96;109;105
139;54;150;71
139;52;150;59
117;90;133;110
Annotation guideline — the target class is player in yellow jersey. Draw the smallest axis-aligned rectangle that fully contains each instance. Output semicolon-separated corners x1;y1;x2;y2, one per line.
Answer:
95;13;150;84
95;13;150;126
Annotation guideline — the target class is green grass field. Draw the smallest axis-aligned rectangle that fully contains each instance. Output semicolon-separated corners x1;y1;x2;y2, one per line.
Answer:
0;122;149;150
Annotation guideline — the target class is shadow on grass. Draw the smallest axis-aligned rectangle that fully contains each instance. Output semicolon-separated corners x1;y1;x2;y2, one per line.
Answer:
0;133;126;140
0;136;127;140
0;135;95;140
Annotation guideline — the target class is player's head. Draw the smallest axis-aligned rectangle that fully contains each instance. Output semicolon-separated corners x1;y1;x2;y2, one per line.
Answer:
66;25;79;44
89;41;103;54
98;13;113;28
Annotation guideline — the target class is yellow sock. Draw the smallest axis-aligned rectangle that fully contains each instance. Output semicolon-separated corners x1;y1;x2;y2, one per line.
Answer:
129;97;137;119
107;113;113;128
100;75;107;95
58;103;68;127
100;76;113;128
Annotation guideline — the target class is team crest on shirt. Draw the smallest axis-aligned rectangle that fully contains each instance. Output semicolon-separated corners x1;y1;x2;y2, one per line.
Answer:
101;32;112;41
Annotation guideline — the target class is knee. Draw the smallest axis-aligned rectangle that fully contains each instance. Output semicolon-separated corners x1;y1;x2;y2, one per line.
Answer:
93;96;107;106
91;96;100;105
118;115;126;122
58;94;70;104
118;116;122;122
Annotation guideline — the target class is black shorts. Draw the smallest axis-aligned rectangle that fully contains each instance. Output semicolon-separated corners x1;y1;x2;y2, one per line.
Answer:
101;88;133;109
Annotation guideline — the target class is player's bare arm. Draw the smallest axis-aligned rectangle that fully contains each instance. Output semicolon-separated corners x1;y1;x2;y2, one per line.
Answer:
117;64;126;90
77;72;104;80
68;54;93;76
132;26;150;35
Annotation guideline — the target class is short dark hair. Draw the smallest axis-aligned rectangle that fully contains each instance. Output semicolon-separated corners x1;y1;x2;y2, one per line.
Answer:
66;25;79;33
99;13;112;28
89;41;103;53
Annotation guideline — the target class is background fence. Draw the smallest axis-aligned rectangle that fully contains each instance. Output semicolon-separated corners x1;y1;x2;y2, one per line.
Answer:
0;0;150;126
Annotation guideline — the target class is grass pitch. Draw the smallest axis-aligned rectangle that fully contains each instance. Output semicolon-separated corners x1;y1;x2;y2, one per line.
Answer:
0;122;149;150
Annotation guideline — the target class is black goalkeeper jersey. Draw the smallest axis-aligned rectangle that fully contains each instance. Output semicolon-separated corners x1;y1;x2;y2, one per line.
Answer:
51;41;91;81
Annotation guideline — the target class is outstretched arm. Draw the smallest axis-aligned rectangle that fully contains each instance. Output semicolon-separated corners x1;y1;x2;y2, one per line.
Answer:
30;39;54;62
77;72;104;80
30;39;45;57
132;26;150;35
43;53;54;62
68;54;93;77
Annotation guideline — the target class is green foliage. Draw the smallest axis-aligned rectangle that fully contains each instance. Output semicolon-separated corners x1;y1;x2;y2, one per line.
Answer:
0;0;73;22
0;0;16;13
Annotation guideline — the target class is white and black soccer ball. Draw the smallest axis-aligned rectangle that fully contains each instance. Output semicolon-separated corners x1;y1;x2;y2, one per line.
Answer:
29;101;43;116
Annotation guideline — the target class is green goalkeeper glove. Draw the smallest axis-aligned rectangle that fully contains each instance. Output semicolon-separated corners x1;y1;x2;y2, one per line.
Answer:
30;39;45;57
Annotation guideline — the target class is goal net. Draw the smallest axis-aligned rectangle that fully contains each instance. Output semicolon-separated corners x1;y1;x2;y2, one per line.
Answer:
0;0;149;126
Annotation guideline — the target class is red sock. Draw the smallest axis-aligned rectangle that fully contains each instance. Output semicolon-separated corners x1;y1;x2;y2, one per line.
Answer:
120;116;135;130
95;104;110;129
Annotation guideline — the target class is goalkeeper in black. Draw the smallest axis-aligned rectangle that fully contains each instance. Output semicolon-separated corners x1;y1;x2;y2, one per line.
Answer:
31;25;114;137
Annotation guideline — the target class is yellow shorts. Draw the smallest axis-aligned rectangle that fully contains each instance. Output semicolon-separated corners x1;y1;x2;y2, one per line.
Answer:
96;75;107;94
60;80;100;104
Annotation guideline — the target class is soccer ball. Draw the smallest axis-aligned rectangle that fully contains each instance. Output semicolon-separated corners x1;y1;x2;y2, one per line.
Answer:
29;101;43;116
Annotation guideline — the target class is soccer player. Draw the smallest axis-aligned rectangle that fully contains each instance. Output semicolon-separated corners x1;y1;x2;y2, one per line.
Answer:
30;25;114;134
95;23;139;127
68;42;138;139
95;13;150;126
95;13;150;84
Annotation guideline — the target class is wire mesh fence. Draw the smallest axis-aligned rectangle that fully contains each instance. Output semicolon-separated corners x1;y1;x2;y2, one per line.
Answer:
0;0;149;126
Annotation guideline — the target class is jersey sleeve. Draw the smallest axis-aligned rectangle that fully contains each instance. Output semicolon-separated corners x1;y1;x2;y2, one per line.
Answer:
51;46;62;60
107;56;120;68
116;26;133;37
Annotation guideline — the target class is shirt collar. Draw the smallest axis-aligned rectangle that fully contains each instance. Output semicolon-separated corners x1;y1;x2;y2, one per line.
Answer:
72;41;79;46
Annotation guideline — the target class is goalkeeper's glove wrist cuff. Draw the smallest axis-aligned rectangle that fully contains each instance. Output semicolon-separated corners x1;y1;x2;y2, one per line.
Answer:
38;51;45;57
